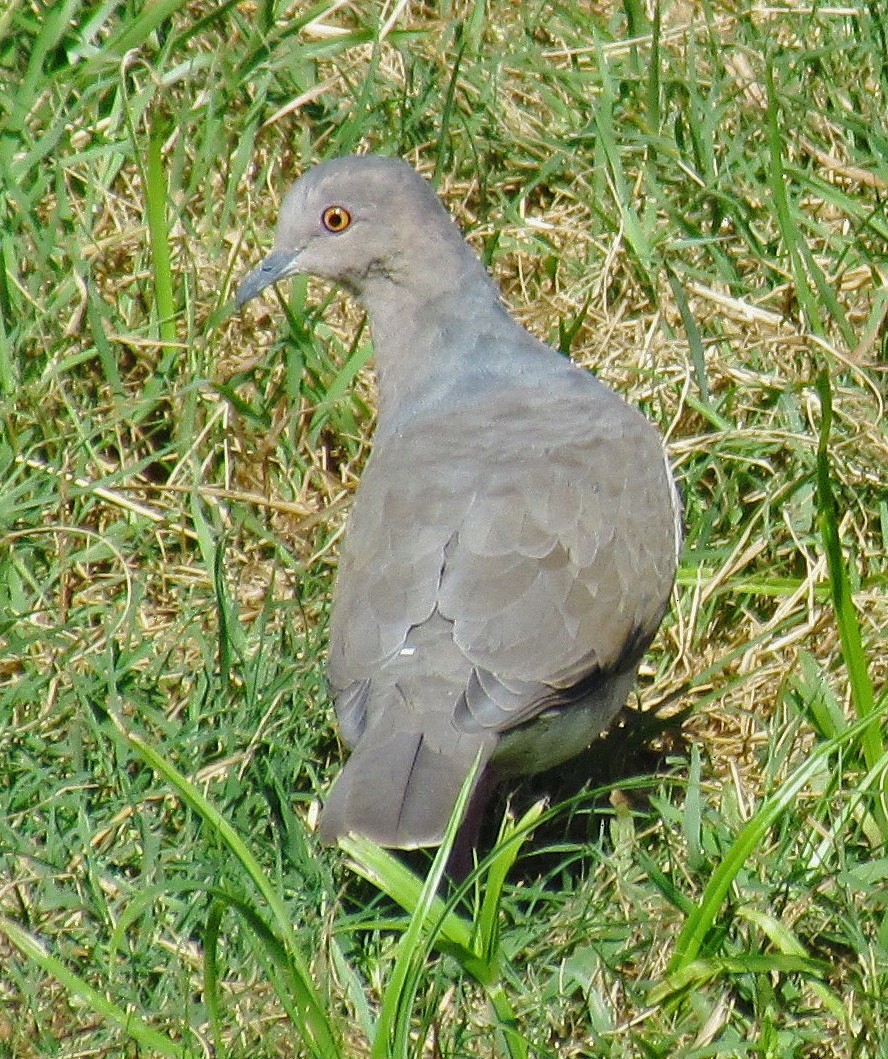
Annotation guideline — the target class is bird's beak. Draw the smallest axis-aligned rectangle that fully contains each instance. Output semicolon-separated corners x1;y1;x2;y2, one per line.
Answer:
235;249;301;307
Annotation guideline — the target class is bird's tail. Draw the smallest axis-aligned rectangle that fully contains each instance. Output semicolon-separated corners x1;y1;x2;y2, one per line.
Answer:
318;725;492;849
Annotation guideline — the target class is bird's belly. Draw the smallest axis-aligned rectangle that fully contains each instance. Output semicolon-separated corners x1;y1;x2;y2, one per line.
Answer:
490;666;637;777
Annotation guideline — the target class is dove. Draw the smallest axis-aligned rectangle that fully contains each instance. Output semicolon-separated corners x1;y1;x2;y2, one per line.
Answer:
236;155;681;849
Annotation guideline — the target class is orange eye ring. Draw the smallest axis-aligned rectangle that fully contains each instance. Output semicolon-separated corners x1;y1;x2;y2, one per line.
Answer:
322;205;352;233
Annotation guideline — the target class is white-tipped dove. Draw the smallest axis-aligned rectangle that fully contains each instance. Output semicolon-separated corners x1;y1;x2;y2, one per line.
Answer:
237;155;681;850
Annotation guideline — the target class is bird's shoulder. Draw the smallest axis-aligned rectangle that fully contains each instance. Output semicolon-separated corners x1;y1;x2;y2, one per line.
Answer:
369;357;662;486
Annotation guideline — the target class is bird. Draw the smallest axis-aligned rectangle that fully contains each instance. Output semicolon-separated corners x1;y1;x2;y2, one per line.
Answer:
236;154;681;851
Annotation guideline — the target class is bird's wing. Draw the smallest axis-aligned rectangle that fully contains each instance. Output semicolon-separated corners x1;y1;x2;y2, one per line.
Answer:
328;373;679;741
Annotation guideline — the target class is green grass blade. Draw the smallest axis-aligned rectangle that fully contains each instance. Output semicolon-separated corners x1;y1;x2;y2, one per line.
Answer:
594;42;654;289
666;265;711;408
106;710;339;1058
735;906;849;1024
342;838;475;956
0;915;191;1058
475;800;546;967
366;757;481;1058
814;369;887;836
666;704;888;974
2;0;80;139
146;112;178;350
204;900;225;1056
346;768;535;1059
764;63;823;336
87;0;189;68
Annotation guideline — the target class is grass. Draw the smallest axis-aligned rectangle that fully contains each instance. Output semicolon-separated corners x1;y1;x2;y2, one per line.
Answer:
1;0;886;1056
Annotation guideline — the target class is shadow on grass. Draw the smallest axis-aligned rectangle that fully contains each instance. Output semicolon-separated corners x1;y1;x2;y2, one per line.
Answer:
332;699;693;902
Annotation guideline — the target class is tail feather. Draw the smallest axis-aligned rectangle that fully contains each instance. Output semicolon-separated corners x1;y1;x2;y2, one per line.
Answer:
319;727;492;849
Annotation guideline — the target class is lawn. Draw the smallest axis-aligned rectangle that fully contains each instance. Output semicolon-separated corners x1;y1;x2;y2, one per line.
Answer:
0;1;886;1056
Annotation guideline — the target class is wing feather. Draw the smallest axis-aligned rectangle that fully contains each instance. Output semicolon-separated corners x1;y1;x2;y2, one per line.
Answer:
328;374;678;746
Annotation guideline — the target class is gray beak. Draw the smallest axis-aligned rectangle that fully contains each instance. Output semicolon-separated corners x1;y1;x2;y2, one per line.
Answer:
235;249;300;307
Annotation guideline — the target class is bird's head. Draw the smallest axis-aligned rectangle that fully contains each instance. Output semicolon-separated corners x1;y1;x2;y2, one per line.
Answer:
235;155;462;307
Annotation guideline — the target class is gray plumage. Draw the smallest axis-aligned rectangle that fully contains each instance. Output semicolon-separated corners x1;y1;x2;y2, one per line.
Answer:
237;155;681;849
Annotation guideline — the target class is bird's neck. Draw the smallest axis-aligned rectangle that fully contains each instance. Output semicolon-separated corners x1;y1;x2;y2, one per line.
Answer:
360;242;513;432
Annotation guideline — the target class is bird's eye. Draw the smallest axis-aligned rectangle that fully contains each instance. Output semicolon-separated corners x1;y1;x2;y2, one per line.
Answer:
322;206;352;233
